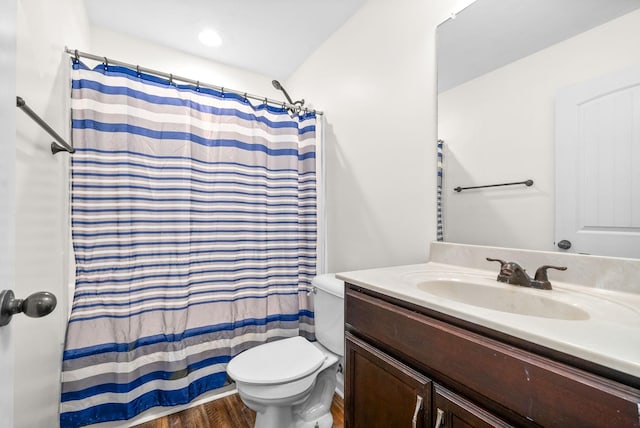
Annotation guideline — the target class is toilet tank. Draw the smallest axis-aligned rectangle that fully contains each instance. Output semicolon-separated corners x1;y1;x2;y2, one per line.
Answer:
312;274;344;357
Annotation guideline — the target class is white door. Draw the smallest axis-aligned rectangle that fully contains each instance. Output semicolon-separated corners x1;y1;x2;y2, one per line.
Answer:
0;0;16;426
556;67;640;258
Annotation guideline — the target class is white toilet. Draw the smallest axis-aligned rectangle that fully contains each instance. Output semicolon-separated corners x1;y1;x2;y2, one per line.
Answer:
227;274;344;428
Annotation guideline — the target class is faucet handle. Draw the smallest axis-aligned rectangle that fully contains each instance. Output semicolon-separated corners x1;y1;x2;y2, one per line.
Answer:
534;265;567;281
486;257;507;267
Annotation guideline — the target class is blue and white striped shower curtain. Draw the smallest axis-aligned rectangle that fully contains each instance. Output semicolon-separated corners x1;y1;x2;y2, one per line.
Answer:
60;61;318;427
437;139;444;241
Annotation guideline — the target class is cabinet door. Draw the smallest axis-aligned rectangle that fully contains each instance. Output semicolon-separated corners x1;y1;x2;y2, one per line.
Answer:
433;384;513;428
345;332;431;428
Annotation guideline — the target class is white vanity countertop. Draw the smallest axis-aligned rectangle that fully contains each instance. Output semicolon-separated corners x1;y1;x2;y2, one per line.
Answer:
337;262;640;379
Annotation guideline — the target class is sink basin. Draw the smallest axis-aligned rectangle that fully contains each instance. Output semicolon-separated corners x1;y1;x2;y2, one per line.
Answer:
417;279;590;320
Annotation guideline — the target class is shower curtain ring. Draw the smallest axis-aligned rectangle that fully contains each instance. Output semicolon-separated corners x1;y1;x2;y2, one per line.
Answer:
74;49;79;62
221;87;225;97
243;92;248;102
196;81;200;91
136;65;140;77
263;97;267;106
169;74;173;85
103;57;108;70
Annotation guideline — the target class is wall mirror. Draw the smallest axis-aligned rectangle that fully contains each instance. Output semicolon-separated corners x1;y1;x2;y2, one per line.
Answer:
437;0;640;258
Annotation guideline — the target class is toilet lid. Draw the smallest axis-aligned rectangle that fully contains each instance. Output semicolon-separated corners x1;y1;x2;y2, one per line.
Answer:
227;336;326;384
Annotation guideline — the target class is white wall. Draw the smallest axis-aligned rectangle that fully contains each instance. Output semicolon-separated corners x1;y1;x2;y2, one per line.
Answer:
14;1;90;426
90;26;277;99
0;0;17;425
287;0;456;273
439;9;640;251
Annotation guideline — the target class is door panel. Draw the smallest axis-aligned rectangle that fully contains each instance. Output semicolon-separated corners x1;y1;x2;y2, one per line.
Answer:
556;67;640;257
345;333;431;428
433;384;512;428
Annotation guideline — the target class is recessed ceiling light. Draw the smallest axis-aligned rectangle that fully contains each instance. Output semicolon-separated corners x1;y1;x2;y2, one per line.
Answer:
198;28;222;47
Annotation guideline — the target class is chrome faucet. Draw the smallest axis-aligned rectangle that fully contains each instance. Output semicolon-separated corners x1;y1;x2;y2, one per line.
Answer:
486;258;567;290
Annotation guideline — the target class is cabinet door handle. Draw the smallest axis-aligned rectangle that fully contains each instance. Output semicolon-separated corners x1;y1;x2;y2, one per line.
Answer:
411;395;424;428
434;408;445;428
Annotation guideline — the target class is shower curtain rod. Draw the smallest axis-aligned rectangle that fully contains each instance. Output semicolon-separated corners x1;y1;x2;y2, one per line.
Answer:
65;48;323;115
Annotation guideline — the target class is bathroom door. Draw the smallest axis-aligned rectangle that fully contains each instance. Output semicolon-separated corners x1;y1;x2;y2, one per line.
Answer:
0;0;16;424
555;67;640;258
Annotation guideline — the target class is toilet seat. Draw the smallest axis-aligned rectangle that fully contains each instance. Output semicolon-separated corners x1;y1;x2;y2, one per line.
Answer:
227;336;327;385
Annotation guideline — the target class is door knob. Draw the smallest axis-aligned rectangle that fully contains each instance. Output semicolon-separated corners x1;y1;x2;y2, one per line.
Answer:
557;240;572;250
0;289;57;327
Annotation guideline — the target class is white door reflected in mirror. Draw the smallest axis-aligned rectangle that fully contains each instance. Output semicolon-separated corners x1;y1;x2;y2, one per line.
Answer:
555;67;640;258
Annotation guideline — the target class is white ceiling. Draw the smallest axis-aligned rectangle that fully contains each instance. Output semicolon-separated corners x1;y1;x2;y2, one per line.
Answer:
437;0;640;92
83;0;365;79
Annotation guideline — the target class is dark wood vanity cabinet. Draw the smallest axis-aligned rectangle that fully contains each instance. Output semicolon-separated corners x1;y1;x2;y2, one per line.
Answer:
345;331;510;428
344;284;640;428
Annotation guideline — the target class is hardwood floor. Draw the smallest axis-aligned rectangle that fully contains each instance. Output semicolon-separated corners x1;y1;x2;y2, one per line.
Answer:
133;393;344;428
